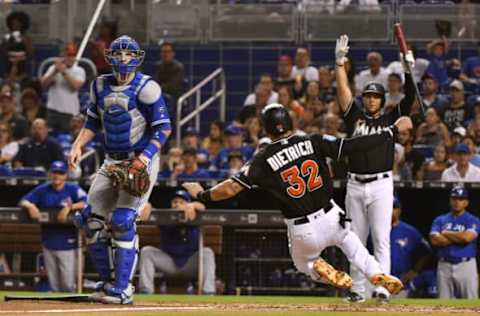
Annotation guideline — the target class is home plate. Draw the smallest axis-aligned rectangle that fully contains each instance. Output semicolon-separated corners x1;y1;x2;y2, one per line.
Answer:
0;306;212;314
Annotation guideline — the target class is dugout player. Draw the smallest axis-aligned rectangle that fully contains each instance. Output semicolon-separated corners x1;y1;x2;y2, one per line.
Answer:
69;35;171;304
184;103;412;295
335;35;416;302
429;186;480;299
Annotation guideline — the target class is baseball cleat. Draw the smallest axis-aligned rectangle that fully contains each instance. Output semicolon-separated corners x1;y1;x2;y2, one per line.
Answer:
313;258;352;289
100;285;134;305
343;290;366;303
372;290;390;304
88;281;113;302
370;273;403;295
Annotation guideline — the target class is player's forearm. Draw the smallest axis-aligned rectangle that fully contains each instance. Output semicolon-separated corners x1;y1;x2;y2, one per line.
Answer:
19;201;40;218
191;201;206;211
442;231;476;244
430;234;451;247
71;201;86;212
40;72;56;89
335;64;352;112
199;179;245;202
72;128;95;150
398;74;415;115
141;130;171;162
62;72;83;91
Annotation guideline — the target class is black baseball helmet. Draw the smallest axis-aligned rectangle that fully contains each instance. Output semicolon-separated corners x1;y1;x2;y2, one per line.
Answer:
261;103;293;137
362;82;385;107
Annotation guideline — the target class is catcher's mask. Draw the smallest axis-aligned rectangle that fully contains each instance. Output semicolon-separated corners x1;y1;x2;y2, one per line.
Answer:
105;35;144;77
261;103;293;138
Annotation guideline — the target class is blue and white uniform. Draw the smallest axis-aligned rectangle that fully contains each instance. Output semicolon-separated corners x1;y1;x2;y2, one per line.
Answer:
430;202;480;298
21;181;86;292
77;35;171;303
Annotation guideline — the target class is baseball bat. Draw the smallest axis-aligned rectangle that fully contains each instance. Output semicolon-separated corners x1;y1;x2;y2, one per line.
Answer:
394;23;425;115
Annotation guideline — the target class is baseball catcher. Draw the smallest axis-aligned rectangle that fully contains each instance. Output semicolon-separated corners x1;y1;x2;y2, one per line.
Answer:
69;35;171;304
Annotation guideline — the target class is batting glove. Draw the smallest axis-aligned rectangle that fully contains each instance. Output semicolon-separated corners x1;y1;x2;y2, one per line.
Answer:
335;34;349;66
400;50;415;73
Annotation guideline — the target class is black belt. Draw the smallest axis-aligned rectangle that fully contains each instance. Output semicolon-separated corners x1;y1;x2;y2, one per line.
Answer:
441;257;473;264
293;202;333;226
107;152;135;160
349;173;390;184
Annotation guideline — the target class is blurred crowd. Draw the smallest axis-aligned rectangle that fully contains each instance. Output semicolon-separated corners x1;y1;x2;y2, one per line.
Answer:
1;10;480;184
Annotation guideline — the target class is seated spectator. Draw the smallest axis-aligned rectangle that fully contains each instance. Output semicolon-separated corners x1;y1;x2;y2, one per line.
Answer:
447;58;462;81
390;197;432;298
202;121;224;161
318;66;336;102
244;74;278;106
355;52;390;95
299;81;326;114
154;42;184;100
181;127;208;167
322;113;345;138
385;73;404;110
40;43;86;133
176;147;210;180
451;126;467;150
274;55;295;92
415;107;451;147
441;143;480;182
244;116;263;147
237;85;269;124
418;144;451;181
159;146;183;178
226;151;245;177
289;110;307;137
425;37;449;86
21;87;46;126
429;186;479;299
1;11;33;84
442;80;472;131
90;21;117;75
14;118;63;170
0;91;28;140
421;73;448;112
19;161;87;292
461;136;480;167
0;122;18;165
213;125;254;170
397;128;425;180
292;47;318;83
460;45;480;87
138;192;216;294
467;112;480;144
277;86;304;119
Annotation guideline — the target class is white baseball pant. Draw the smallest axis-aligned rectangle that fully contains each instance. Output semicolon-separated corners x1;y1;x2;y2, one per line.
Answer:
284;201;383;283
346;173;393;297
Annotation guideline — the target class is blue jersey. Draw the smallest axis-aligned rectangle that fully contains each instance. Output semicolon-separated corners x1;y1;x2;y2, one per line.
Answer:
426;55;448;85
462;56;480;79
214;146;254;170
21;182;87;250
160;226;199;267
391;221;431;278
85;73;171;155
407;269;438;298
430;211;480;260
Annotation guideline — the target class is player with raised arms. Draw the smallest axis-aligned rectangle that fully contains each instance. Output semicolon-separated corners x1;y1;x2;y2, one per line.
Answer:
69;35;171;304
184;103;411;295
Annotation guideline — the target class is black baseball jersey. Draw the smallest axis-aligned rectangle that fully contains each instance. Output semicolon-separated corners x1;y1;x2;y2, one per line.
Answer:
231;130;395;219
343;75;415;174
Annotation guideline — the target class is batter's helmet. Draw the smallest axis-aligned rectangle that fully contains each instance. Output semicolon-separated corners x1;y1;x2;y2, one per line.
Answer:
362;82;386;107
450;186;468;199
105;35;144;76
261;103;293;137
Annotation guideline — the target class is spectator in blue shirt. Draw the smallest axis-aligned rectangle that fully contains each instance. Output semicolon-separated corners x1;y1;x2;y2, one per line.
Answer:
182;127;209;167
19;161;87;292
213;125;254;170
429;186;480;299
390;197;433;297
138;190;216;294
176;147;211;180
460;46;480;88
425;37;449;86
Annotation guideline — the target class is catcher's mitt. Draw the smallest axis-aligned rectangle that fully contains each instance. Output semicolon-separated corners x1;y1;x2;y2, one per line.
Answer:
106;158;150;197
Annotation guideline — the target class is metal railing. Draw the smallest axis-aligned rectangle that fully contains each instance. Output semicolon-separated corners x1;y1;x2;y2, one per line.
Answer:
176;67;226;145
37;57;98;79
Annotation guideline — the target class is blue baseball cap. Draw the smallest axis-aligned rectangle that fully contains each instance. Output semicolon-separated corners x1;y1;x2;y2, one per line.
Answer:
450;186;469;199
49;161;68;174
224;125;243;136
393;196;401;209
454;143;470;154
173;190;191;202
184;126;199;137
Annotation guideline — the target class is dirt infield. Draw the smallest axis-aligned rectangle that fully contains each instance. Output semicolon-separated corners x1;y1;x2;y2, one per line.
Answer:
1;300;480;316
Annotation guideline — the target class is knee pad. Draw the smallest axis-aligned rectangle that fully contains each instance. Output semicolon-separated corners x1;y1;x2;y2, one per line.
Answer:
110;208;136;242
84;215;113;282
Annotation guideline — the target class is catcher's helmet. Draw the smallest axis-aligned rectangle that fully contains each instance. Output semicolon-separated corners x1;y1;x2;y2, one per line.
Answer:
450;185;468;199
105;35;144;76
261;103;293;137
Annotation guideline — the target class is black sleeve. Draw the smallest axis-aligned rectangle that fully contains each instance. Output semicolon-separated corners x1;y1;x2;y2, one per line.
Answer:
312;127;396;160
230;160;262;190
51;140;65;162
397;74;416;117
14;143;26;164
342;99;364;133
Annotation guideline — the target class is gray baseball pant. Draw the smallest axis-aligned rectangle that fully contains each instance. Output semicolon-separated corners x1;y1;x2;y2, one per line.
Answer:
42;247;76;292
437;258;478;299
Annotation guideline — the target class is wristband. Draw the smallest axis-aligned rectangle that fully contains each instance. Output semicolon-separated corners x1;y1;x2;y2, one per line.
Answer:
142;142;159;160
153;131;168;146
197;190;212;203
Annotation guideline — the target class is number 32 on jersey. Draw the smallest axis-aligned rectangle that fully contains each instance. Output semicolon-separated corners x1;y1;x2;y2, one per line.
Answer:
280;159;323;198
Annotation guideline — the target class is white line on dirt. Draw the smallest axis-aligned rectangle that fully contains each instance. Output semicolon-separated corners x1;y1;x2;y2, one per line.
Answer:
0;306;211;314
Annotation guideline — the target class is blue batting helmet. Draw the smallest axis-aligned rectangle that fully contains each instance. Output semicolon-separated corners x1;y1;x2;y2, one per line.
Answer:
104;35;144;76
450;186;469;199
